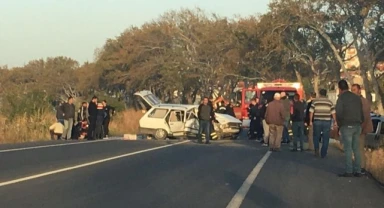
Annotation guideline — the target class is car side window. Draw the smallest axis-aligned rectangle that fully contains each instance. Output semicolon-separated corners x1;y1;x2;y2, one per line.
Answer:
168;110;184;122
372;119;380;133
380;122;384;135
148;108;168;118
186;110;195;120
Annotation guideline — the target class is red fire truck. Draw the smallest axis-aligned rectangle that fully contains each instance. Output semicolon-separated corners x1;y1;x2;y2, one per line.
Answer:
232;79;304;127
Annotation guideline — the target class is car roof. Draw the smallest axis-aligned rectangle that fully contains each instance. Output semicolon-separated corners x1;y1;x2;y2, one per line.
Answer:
153;104;198;111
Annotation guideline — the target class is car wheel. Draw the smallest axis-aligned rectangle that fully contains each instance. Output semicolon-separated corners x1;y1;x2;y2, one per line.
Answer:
154;129;167;140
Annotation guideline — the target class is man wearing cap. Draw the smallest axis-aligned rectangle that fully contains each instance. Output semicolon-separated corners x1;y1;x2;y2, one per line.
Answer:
265;93;285;151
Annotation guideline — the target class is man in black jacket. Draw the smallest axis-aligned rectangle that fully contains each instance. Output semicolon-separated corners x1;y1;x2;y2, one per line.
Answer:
248;99;258;139
336;80;364;177
62;97;75;140
260;99;269;146
197;97;215;144
291;94;305;152
87;96;98;140
225;102;236;118
56;101;65;125
304;92;316;151
102;100;115;138
95;103;105;140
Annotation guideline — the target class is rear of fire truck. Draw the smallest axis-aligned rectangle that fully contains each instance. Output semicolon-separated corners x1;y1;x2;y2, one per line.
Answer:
233;79;304;128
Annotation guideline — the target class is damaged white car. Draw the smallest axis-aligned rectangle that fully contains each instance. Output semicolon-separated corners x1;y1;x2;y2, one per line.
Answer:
133;90;242;140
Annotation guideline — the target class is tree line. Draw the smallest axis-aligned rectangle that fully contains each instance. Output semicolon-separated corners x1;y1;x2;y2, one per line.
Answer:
1;0;383;119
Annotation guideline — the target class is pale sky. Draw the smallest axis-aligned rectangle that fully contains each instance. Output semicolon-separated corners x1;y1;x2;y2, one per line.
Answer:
0;0;270;67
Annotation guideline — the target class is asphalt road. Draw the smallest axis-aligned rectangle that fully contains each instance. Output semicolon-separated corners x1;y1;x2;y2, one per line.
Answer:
0;138;383;208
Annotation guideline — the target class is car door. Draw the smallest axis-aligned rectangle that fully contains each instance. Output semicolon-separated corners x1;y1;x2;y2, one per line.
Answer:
168;110;185;136
184;109;199;135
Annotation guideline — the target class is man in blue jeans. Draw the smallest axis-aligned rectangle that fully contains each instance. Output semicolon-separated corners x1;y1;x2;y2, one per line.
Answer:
197;97;215;144
309;89;336;158
336;80;364;177
291;94;305;152
280;92;291;144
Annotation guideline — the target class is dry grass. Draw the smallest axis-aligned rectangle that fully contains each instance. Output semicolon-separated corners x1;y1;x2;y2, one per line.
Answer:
0;112;56;144
0;109;143;144
365;148;384;184
333;141;384;184
109;109;144;136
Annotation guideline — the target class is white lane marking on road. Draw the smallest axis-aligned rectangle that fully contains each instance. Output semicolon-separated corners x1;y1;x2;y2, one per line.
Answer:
0;138;121;153
226;150;272;208
0;140;190;187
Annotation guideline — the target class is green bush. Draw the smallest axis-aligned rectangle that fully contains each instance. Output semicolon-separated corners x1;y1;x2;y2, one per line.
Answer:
1;91;53;120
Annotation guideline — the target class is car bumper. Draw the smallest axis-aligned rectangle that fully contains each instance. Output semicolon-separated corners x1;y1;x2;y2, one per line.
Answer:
221;128;241;135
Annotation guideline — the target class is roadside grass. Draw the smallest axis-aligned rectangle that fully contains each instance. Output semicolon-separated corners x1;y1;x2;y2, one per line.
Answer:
107;109;143;136
0;109;143;144
366;148;384;184
332;141;384;184
0;112;56;144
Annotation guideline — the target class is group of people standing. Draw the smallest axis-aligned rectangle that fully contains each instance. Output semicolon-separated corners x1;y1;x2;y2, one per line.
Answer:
50;96;115;140
247;92;293;145
248;80;372;177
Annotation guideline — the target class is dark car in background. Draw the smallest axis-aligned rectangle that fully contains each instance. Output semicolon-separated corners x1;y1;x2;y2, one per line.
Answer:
366;113;384;149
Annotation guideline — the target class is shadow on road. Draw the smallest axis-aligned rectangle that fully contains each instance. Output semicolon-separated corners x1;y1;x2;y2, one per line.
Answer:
270;147;344;175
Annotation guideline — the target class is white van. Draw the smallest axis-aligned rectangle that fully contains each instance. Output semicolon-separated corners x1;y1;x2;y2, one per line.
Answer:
134;91;242;140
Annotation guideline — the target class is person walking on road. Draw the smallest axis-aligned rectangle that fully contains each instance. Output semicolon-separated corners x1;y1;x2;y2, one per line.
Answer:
265;93;285;152
260;99;269;147
304;92;316;151
291;94;305;152
336;80;364;177
280;92;291;144
351;84;373;175
309;89;336;158
62;96;75;140
197;97;215;144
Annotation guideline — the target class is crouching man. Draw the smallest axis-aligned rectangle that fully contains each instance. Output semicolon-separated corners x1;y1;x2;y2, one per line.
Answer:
49;122;64;140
